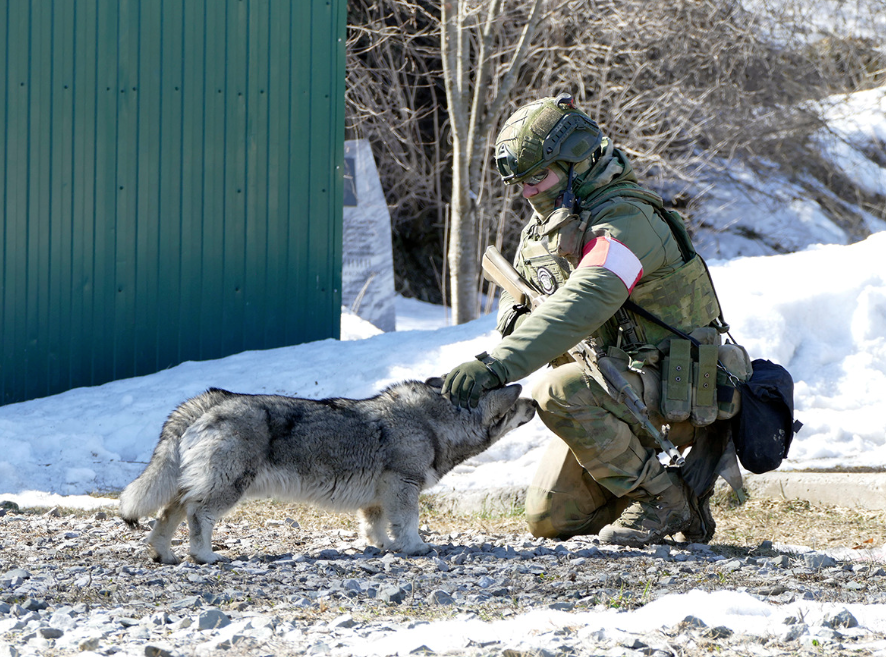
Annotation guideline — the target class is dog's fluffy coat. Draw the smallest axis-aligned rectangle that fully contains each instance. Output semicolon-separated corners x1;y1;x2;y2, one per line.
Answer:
119;380;535;563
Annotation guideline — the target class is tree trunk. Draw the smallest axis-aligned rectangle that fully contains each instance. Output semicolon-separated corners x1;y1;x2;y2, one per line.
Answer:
448;143;478;325
441;0;544;324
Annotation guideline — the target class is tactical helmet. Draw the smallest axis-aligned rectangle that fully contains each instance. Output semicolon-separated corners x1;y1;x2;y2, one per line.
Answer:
494;93;603;185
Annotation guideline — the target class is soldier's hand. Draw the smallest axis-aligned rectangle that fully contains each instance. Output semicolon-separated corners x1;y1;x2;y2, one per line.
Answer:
442;354;506;409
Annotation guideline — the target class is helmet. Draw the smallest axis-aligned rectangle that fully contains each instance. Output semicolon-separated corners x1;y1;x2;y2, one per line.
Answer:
494;93;603;185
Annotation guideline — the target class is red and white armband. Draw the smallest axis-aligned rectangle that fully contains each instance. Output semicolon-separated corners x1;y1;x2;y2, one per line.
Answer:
578;235;643;292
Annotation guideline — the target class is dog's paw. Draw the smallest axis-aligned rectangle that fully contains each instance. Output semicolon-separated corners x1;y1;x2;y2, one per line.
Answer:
148;544;180;565
191;551;231;565
362;535;389;550
150;552;180;566
390;538;434;556
406;543;436;556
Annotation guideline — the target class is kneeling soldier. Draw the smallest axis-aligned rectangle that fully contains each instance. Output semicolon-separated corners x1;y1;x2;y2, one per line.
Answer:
444;94;744;546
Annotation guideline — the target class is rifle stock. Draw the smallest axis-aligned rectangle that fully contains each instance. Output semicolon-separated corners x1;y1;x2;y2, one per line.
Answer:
482;246;544;310
481;245;685;467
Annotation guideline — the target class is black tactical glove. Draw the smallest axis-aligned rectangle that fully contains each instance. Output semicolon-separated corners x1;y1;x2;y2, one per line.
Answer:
442;352;508;409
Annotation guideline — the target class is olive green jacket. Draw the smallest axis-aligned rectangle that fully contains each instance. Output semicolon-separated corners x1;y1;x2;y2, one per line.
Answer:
491;149;687;382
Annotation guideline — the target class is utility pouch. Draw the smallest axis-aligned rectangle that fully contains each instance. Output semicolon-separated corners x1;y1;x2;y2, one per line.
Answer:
691;344;719;426
661;339;692;422
715;342;753;420
662;339;742;426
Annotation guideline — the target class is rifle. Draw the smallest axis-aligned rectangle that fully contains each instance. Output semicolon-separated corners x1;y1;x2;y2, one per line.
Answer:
482;245;685;467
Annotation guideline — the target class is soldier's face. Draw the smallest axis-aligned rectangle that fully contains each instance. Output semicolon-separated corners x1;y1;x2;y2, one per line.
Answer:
521;168;561;199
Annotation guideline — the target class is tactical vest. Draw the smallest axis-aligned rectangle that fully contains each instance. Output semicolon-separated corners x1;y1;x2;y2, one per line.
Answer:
515;182;722;352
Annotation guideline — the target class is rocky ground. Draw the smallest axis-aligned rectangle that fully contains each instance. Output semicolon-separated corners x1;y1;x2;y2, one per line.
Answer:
1;495;886;657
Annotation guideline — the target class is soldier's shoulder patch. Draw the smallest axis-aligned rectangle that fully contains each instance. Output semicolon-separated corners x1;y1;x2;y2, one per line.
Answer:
578;235;643;292
537;266;558;294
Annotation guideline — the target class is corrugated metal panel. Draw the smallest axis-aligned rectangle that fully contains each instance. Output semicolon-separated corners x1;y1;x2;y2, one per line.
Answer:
0;0;345;405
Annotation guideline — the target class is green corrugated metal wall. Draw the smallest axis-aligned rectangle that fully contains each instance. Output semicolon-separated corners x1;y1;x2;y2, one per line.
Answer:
0;0;345;405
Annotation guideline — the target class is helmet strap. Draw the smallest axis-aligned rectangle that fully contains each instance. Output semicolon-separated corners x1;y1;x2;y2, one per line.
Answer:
558;163;578;213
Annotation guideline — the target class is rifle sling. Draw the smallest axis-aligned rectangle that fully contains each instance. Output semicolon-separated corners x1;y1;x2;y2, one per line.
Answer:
622;299;701;348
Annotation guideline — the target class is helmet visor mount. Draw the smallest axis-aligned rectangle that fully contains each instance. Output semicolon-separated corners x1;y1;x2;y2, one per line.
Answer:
495;143;522;183
541;113;601;166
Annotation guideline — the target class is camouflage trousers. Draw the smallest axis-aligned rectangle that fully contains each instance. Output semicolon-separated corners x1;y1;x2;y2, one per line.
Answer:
525;360;698;539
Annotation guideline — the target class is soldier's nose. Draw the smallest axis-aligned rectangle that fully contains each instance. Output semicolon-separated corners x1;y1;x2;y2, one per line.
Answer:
522;184;540;198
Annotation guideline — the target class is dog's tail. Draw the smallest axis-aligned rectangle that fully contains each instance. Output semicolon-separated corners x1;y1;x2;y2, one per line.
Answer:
119;388;234;526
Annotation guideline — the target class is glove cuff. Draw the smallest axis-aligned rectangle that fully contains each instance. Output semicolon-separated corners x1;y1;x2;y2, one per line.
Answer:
475;352;508;386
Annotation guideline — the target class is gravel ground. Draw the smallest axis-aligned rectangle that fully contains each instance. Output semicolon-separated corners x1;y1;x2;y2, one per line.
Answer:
1;495;886;657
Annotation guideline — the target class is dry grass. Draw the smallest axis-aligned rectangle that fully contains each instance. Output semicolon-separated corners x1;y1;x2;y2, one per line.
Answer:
10;488;884;553
14;487;883;557
711;496;886;551
214;493;886;553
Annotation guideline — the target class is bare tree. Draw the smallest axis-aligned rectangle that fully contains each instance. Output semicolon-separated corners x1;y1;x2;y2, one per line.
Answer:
347;0;886;311
440;0;544;324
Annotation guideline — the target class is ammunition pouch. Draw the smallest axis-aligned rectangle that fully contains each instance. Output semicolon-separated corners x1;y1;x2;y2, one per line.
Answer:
715;342;753;420
661;337;752;427
548;209;590;262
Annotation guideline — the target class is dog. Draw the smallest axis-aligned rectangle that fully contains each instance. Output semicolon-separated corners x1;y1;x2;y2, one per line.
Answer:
119;378;535;564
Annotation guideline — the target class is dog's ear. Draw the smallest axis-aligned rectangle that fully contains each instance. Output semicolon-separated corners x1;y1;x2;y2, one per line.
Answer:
425;376;445;390
484;384;522;417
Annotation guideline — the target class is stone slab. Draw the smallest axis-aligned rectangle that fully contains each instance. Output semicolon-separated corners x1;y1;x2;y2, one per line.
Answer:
427;486;527;518
426;473;886;517
342;139;396;332
742;472;886;511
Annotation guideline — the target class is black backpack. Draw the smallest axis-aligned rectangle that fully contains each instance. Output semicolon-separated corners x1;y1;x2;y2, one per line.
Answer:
732;359;803;473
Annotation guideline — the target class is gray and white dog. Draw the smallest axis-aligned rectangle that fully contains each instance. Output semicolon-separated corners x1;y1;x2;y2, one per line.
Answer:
119;379;535;564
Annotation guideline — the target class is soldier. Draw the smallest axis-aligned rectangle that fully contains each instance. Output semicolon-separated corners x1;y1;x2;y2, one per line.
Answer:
443;93;741;547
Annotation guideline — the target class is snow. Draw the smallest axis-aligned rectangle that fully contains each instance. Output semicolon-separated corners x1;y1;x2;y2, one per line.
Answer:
711;236;886;469
2;234;885;523
745;0;886;44
4;231;885;505
817;86;886;199
692;78;886;260
338;591;886;656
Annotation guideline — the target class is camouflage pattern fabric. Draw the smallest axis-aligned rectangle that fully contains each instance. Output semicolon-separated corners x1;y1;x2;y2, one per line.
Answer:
595;255;722;348
524;360;704;538
525;436;631;538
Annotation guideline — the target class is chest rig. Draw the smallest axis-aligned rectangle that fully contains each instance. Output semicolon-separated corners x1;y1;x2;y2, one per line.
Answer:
515;182;723;352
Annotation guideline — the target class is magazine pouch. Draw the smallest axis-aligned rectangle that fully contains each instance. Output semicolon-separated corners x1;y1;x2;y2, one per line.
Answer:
661;339;692;422
731;359;803;474
691;344;720;426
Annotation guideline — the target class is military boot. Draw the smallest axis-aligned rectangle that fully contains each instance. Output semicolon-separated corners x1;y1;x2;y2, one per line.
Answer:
675;493;716;544
597;480;692;547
